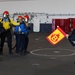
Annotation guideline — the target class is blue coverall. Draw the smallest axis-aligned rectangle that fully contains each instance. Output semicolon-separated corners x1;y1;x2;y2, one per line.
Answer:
14;21;29;55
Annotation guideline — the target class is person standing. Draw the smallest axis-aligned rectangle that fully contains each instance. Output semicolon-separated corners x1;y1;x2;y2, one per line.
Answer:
23;15;30;54
14;15;30;55
0;11;20;55
14;16;23;54
68;29;75;46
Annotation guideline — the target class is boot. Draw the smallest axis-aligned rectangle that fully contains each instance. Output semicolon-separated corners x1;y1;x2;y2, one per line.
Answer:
9;49;13;55
0;47;3;55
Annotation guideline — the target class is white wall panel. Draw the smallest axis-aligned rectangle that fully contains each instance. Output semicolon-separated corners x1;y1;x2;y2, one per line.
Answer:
33;17;40;32
0;0;75;14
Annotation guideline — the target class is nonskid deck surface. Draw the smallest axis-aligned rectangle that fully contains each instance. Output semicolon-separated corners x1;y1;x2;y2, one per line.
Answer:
0;32;75;75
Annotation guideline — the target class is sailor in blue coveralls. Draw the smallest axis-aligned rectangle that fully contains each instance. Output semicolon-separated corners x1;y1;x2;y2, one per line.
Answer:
14;15;30;55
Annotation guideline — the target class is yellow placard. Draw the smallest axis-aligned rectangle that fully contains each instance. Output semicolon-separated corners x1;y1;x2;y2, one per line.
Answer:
46;27;66;45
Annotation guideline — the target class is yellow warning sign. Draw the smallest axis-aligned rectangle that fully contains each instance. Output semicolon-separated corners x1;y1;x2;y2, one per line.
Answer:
46;27;66;45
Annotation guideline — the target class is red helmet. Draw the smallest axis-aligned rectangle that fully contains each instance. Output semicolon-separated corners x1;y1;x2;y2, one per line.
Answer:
18;15;23;19
3;11;9;15
24;15;29;22
24;15;29;20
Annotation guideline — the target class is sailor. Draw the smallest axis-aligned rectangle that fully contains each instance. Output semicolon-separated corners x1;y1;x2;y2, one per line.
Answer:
0;11;20;55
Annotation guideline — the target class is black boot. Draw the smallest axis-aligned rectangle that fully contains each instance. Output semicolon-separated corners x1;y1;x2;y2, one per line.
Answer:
0;47;3;55
16;49;19;54
9;49;13;55
24;50;30;55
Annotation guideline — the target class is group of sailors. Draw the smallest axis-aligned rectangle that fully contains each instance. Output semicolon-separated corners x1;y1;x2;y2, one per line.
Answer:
0;11;30;56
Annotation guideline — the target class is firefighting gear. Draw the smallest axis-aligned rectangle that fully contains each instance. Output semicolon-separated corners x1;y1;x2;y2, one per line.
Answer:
15;34;21;53
3;11;9;15
15;33;29;55
18;15;23;19
14;15;29;35
14;21;29;35
1;29;13;54
17;15;23;23
0;11;20;55
24;15;29;22
14;17;29;55
19;34;29;55
0;18;20;30
3;11;9;18
3;14;7;18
